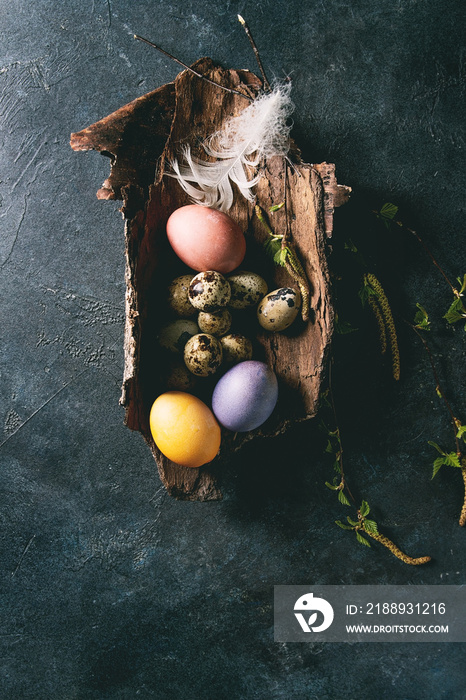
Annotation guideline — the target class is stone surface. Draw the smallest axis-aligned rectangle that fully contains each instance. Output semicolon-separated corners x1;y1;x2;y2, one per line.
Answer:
1;1;465;697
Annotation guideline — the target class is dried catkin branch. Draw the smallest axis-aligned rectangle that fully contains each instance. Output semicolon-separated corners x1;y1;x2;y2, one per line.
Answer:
362;527;432;565
368;295;388;354
460;461;466;527
364;273;400;380
284;252;310;321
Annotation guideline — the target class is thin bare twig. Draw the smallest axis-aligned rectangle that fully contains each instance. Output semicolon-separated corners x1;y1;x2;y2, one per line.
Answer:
408;321;461;454
328;361;357;504
134;34;253;101
237;15;271;92
11;535;36;577
376;211;458;294
400;220;457;293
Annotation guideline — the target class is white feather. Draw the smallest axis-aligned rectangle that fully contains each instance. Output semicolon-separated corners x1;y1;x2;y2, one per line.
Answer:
168;83;294;212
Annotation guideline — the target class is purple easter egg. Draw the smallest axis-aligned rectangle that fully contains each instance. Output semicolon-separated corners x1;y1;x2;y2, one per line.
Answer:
212;360;278;432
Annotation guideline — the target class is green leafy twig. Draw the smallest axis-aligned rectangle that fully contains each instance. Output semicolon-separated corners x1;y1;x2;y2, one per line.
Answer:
408;321;459;435
409;322;462;447
376;203;466;331
429;445;466;526
255;204;311;320
323;423;353;507
336;501;431;565
409;321;466;525
443;274;466;330
429;441;462;476
376;202;454;289
321;367;356;508
322;369;430;564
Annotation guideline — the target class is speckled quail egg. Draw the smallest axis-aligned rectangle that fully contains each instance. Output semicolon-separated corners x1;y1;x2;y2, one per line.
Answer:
167;274;196;318
198;309;232;336
257;287;301;331
184;333;223;377
158;319;199;354
188;271;231;311
164;361;198;392
221;334;253;364
227;270;268;309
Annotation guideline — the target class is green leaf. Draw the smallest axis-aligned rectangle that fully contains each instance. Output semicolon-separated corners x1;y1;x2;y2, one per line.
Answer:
358;284;370;306
356;531;371;547
414;303;430;330
263;235;288;268
263;236;281;260
363;519;379;535
456;425;466;442
457;273;466;296
324;439;334;454
435;385;443;398
444;452;462;468
338;489;351;506
318;420;328;435
325;481;339;491
428;440;445;456
432;457;445;478
430;451;462;474
359;500;370;518
358;282;377;306
269;202;285;213
344;239;358;253
318;391;331;411
379;202;399;221
347;516;360;527
281;248;290;265
273;247;288;267
444;296;466;325
335;316;359;335
335;520;354;531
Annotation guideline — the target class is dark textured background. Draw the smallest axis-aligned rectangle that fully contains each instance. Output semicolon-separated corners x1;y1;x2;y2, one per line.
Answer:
1;1;465;698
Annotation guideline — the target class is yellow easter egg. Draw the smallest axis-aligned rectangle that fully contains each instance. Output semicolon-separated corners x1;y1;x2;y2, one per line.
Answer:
149;391;221;468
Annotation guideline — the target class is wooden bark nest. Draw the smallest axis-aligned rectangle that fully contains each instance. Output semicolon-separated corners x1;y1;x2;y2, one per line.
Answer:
70;58;350;501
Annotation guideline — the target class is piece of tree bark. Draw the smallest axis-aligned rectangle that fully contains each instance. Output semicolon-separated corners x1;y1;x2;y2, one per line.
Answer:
70;58;350;501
